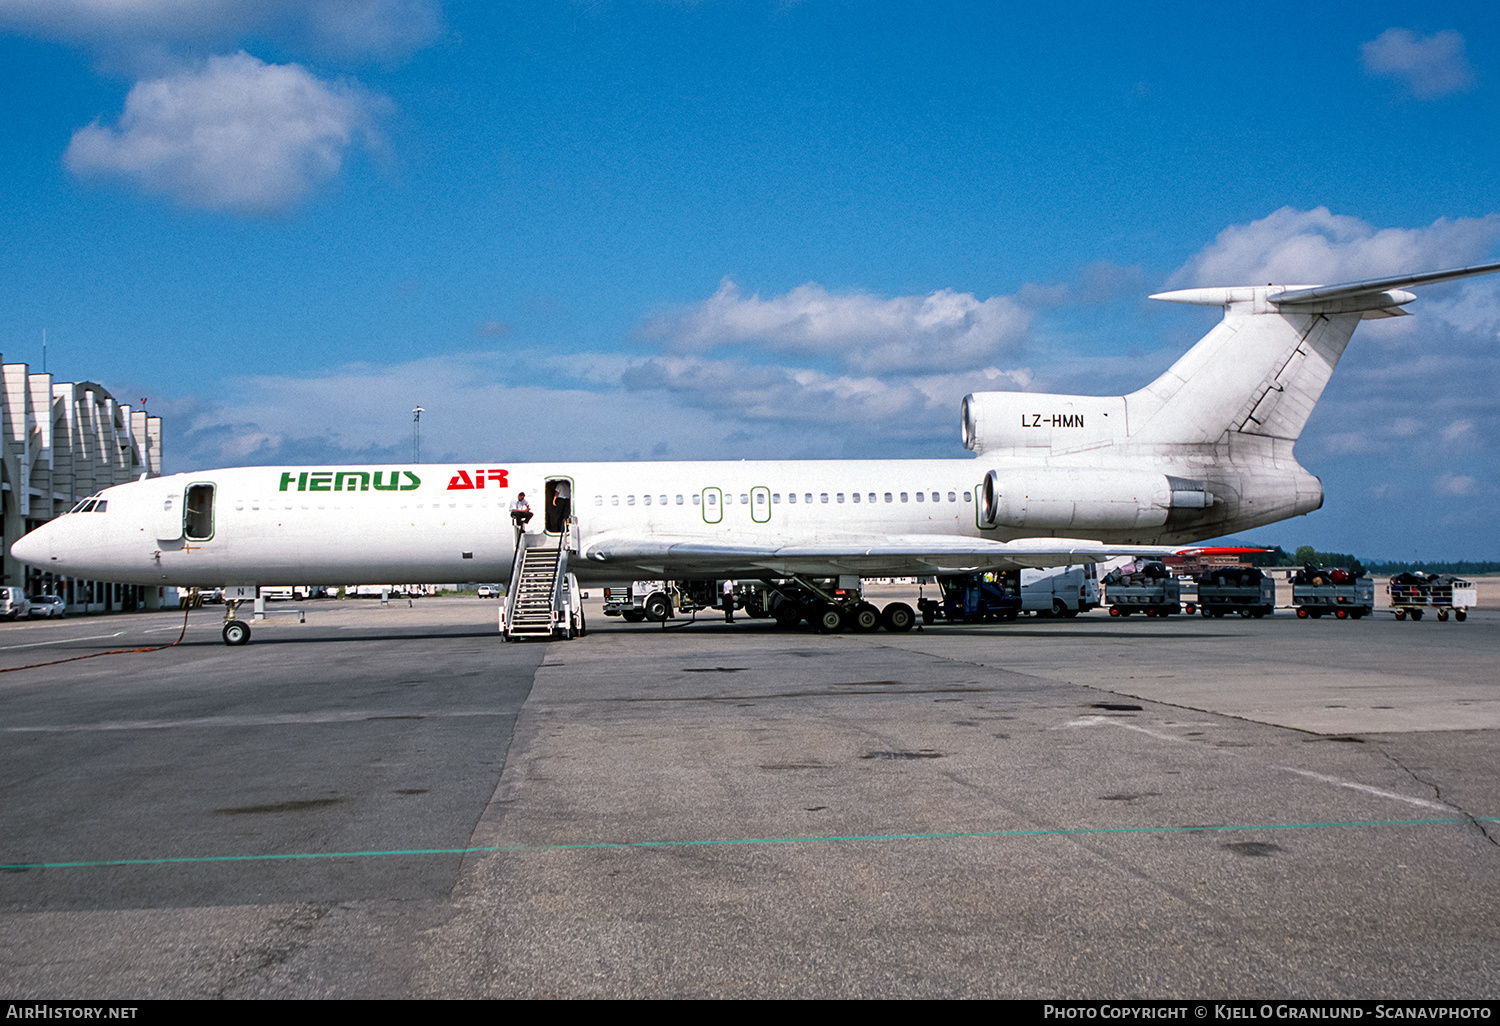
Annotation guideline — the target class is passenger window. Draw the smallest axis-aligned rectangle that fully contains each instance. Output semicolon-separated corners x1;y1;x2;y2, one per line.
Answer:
660;495;667;505
884;493;893;503
788;493;796;503
805;493;813;504
676;495;684;505
772;493;780;503
643;495;652;505
740;494;749;504
820;493;829;503
963;491;972;502
756;493;765;505
693;494;701;505
836;493;844;503
851;492;860;503
948;491;956;502
627;495;635;505
708;493;717;505
868;493;876;504
915;492;924;502
185;484;214;540
612;495;620;505
595;495;603;506
900;492;908;503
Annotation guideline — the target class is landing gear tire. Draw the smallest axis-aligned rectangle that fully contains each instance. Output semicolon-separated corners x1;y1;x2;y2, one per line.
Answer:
814;604;846;634
881;602;915;633
774;602;802;629
622;610;645;623
643;594;670;622
222;620;251;646
851;602;881;633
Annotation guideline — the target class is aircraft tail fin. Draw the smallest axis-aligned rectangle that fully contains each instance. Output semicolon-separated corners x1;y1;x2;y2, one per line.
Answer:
961;260;1500;458
1126;260;1500;448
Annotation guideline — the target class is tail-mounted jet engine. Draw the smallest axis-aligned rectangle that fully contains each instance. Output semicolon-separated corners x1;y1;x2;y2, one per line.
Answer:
977;467;1214;532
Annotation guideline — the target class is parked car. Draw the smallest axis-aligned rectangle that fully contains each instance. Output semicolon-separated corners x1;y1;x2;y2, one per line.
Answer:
27;595;66;619
477;584;500;599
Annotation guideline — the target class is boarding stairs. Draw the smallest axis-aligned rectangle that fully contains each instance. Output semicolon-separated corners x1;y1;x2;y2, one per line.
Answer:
502;519;579;640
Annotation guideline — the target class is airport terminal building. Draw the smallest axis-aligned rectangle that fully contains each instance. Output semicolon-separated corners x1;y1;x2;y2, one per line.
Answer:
1;362;163;611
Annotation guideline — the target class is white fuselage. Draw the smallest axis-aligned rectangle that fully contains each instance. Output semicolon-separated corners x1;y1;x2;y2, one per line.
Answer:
14;454;1265;588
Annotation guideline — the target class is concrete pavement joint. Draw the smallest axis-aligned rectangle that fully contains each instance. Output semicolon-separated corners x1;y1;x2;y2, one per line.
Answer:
5;816;1494;871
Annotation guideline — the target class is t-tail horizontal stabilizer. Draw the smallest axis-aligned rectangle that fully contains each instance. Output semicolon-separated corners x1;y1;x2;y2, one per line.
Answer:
1150;259;1500;316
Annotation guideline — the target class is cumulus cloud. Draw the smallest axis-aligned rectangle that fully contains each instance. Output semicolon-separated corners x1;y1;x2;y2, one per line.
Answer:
1361;28;1475;99
1166;207;1500;289
65;53;389;215
0;0;441;63
641;278;1035;374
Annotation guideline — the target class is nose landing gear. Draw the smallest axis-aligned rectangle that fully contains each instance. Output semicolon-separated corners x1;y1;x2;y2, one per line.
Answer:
222;599;251;646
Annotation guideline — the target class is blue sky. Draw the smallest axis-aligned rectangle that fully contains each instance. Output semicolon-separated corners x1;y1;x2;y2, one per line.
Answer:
1;1;1497;560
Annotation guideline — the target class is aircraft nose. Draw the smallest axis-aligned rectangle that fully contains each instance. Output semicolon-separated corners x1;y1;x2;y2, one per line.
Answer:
11;525;53;567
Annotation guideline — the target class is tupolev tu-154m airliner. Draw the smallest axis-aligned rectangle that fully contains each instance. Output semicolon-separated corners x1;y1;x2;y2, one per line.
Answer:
13;261;1500;644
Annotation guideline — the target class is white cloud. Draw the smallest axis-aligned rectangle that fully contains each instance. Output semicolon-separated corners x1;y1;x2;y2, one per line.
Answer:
1441;419;1476;443
1166;207;1500;288
65;53;389;215
1361;28;1475;99
1435;474;1478;496
641;278;1035;373
0;0;441;62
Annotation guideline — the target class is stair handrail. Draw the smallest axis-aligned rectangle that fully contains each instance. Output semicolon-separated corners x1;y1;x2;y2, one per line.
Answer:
503;529;534;634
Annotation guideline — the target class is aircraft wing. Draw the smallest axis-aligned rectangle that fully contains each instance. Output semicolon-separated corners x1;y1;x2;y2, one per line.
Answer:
580;531;1181;578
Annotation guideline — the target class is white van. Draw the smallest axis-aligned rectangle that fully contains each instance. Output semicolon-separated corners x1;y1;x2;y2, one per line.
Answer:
0;587;31;621
1020;564;1099;616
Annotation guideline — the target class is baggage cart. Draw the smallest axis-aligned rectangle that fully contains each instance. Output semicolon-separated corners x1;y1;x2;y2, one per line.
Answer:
1293;578;1374;619
1388;576;1475;622
1104;577;1181;617
1192;568;1275;618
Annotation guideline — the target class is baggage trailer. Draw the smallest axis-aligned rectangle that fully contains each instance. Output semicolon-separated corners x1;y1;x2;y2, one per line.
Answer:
1293;578;1374;619
1102;562;1181;617
1388;575;1475;622
1192;567;1275;618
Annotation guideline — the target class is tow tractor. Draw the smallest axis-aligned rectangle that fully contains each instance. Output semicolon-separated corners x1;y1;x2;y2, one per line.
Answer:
918;571;1021;624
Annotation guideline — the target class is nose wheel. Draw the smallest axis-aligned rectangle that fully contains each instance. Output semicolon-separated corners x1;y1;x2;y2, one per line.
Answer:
222;599;252;646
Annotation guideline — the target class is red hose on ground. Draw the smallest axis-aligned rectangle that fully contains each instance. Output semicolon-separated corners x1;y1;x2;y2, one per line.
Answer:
0;604;194;675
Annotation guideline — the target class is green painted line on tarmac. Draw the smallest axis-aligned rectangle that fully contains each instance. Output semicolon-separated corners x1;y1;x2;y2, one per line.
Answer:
3;816;1495;872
